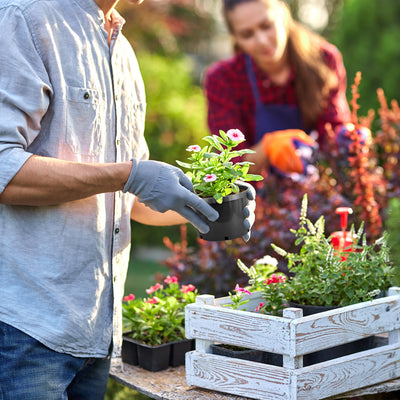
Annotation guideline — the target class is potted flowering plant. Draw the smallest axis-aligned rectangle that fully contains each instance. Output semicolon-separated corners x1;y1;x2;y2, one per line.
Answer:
122;275;197;371
176;129;263;241
235;194;394;365
237;195;392;312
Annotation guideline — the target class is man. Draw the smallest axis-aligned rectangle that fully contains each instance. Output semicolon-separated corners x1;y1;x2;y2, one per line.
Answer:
0;0;254;398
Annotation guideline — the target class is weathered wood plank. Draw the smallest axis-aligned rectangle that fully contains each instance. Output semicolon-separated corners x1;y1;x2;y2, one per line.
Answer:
293;295;400;355
186;351;291;400
185;303;291;354
296;343;400;400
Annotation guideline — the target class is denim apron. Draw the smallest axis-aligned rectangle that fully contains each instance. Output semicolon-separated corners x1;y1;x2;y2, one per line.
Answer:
245;55;303;144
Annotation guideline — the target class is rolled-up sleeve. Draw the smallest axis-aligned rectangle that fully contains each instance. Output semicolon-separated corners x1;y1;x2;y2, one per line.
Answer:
0;5;52;193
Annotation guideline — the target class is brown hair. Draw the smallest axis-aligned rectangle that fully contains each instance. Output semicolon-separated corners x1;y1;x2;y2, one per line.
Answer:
223;0;338;129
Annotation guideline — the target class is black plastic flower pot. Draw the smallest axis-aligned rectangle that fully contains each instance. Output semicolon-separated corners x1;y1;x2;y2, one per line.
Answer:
198;185;250;242
169;338;195;367
136;341;172;372
211;344;264;363
121;335;139;366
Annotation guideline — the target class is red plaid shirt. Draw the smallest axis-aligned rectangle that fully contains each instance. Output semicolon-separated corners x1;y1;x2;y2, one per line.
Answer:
204;41;351;148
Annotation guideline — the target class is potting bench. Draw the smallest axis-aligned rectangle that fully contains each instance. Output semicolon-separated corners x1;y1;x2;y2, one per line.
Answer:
110;358;400;400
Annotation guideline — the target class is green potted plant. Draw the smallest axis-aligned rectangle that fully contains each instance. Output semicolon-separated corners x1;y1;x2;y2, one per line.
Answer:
176;129;263;241
122;275;197;371
236;194;394;365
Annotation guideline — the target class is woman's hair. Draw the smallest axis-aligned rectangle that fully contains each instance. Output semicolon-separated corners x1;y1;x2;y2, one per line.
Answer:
223;0;338;129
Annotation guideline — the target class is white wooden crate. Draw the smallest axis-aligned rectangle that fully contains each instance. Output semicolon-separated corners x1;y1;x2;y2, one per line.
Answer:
185;288;400;400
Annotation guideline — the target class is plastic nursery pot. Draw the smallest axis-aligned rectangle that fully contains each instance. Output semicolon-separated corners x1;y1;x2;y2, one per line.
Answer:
136;341;172;372
121;335;139;366
169;338;195;367
198;184;250;242
210;344;264;363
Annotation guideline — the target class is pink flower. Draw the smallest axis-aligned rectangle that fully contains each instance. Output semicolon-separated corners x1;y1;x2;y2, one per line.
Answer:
186;144;201;152
145;296;160;304
164;275;178;284
255;302;264;312
181;284;196;293
123;293;135;302
204;174;217;183
146;283;163;294
226;129;245;142
265;274;286;285
234;284;251;295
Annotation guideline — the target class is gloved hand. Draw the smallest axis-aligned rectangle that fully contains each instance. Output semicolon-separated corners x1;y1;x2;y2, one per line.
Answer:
123;159;219;233
240;181;256;242
261;129;317;175
335;123;371;149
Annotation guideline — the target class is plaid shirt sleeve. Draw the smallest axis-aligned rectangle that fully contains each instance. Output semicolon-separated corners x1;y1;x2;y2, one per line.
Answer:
317;42;351;138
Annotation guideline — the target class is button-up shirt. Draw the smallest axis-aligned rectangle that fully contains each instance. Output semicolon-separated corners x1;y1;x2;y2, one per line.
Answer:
0;0;148;357
204;41;351;148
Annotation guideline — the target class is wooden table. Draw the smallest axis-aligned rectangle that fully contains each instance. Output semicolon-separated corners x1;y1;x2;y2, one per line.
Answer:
110;358;400;400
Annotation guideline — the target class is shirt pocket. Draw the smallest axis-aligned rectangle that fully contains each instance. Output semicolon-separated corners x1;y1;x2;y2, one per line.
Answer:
65;86;104;157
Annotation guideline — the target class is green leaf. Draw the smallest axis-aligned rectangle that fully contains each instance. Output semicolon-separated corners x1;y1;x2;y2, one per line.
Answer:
243;174;264;181
214;193;224;203
203;152;219;159
176;160;193;169
219;129;228;142
202;135;224;151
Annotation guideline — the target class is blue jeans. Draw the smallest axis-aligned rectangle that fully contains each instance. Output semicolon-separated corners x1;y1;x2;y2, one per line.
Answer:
0;321;111;400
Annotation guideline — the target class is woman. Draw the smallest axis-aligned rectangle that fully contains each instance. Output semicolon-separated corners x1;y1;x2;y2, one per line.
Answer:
204;0;351;175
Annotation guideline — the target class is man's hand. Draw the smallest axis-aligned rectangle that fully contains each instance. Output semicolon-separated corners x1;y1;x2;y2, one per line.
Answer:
123;159;219;233
261;129;317;175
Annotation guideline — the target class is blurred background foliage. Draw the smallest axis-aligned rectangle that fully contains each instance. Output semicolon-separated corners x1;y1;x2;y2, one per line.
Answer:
109;1;400;397
331;0;400;125
118;0;400;247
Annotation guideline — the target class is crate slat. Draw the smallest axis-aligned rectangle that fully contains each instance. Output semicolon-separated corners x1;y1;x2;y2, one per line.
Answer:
185;303;291;354
293;295;400;355
186;351;291;400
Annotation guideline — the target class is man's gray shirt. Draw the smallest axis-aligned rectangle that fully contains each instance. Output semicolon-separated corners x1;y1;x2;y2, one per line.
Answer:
0;0;148;357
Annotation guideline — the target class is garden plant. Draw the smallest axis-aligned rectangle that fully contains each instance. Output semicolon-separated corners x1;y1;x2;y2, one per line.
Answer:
122;275;197;345
176;128;263;203
236;194;394;316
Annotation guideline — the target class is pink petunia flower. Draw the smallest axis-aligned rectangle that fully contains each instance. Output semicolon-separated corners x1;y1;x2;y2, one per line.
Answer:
123;293;135;302
226;129;245;142
234;284;251;295
145;296;160;304
146;283;163;294
181;284;196;293
164;275;178;284
203;174;217;183
265;274;286;285
186;144;201;152
255;302;264;312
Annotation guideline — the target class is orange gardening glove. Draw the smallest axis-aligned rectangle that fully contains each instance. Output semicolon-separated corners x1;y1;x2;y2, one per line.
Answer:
261;129;317;174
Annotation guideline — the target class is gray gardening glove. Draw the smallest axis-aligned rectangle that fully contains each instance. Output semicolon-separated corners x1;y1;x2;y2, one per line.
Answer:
123;159;219;233
240;181;256;242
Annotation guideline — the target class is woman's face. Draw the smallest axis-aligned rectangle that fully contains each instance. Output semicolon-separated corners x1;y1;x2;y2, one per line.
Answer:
227;0;288;70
